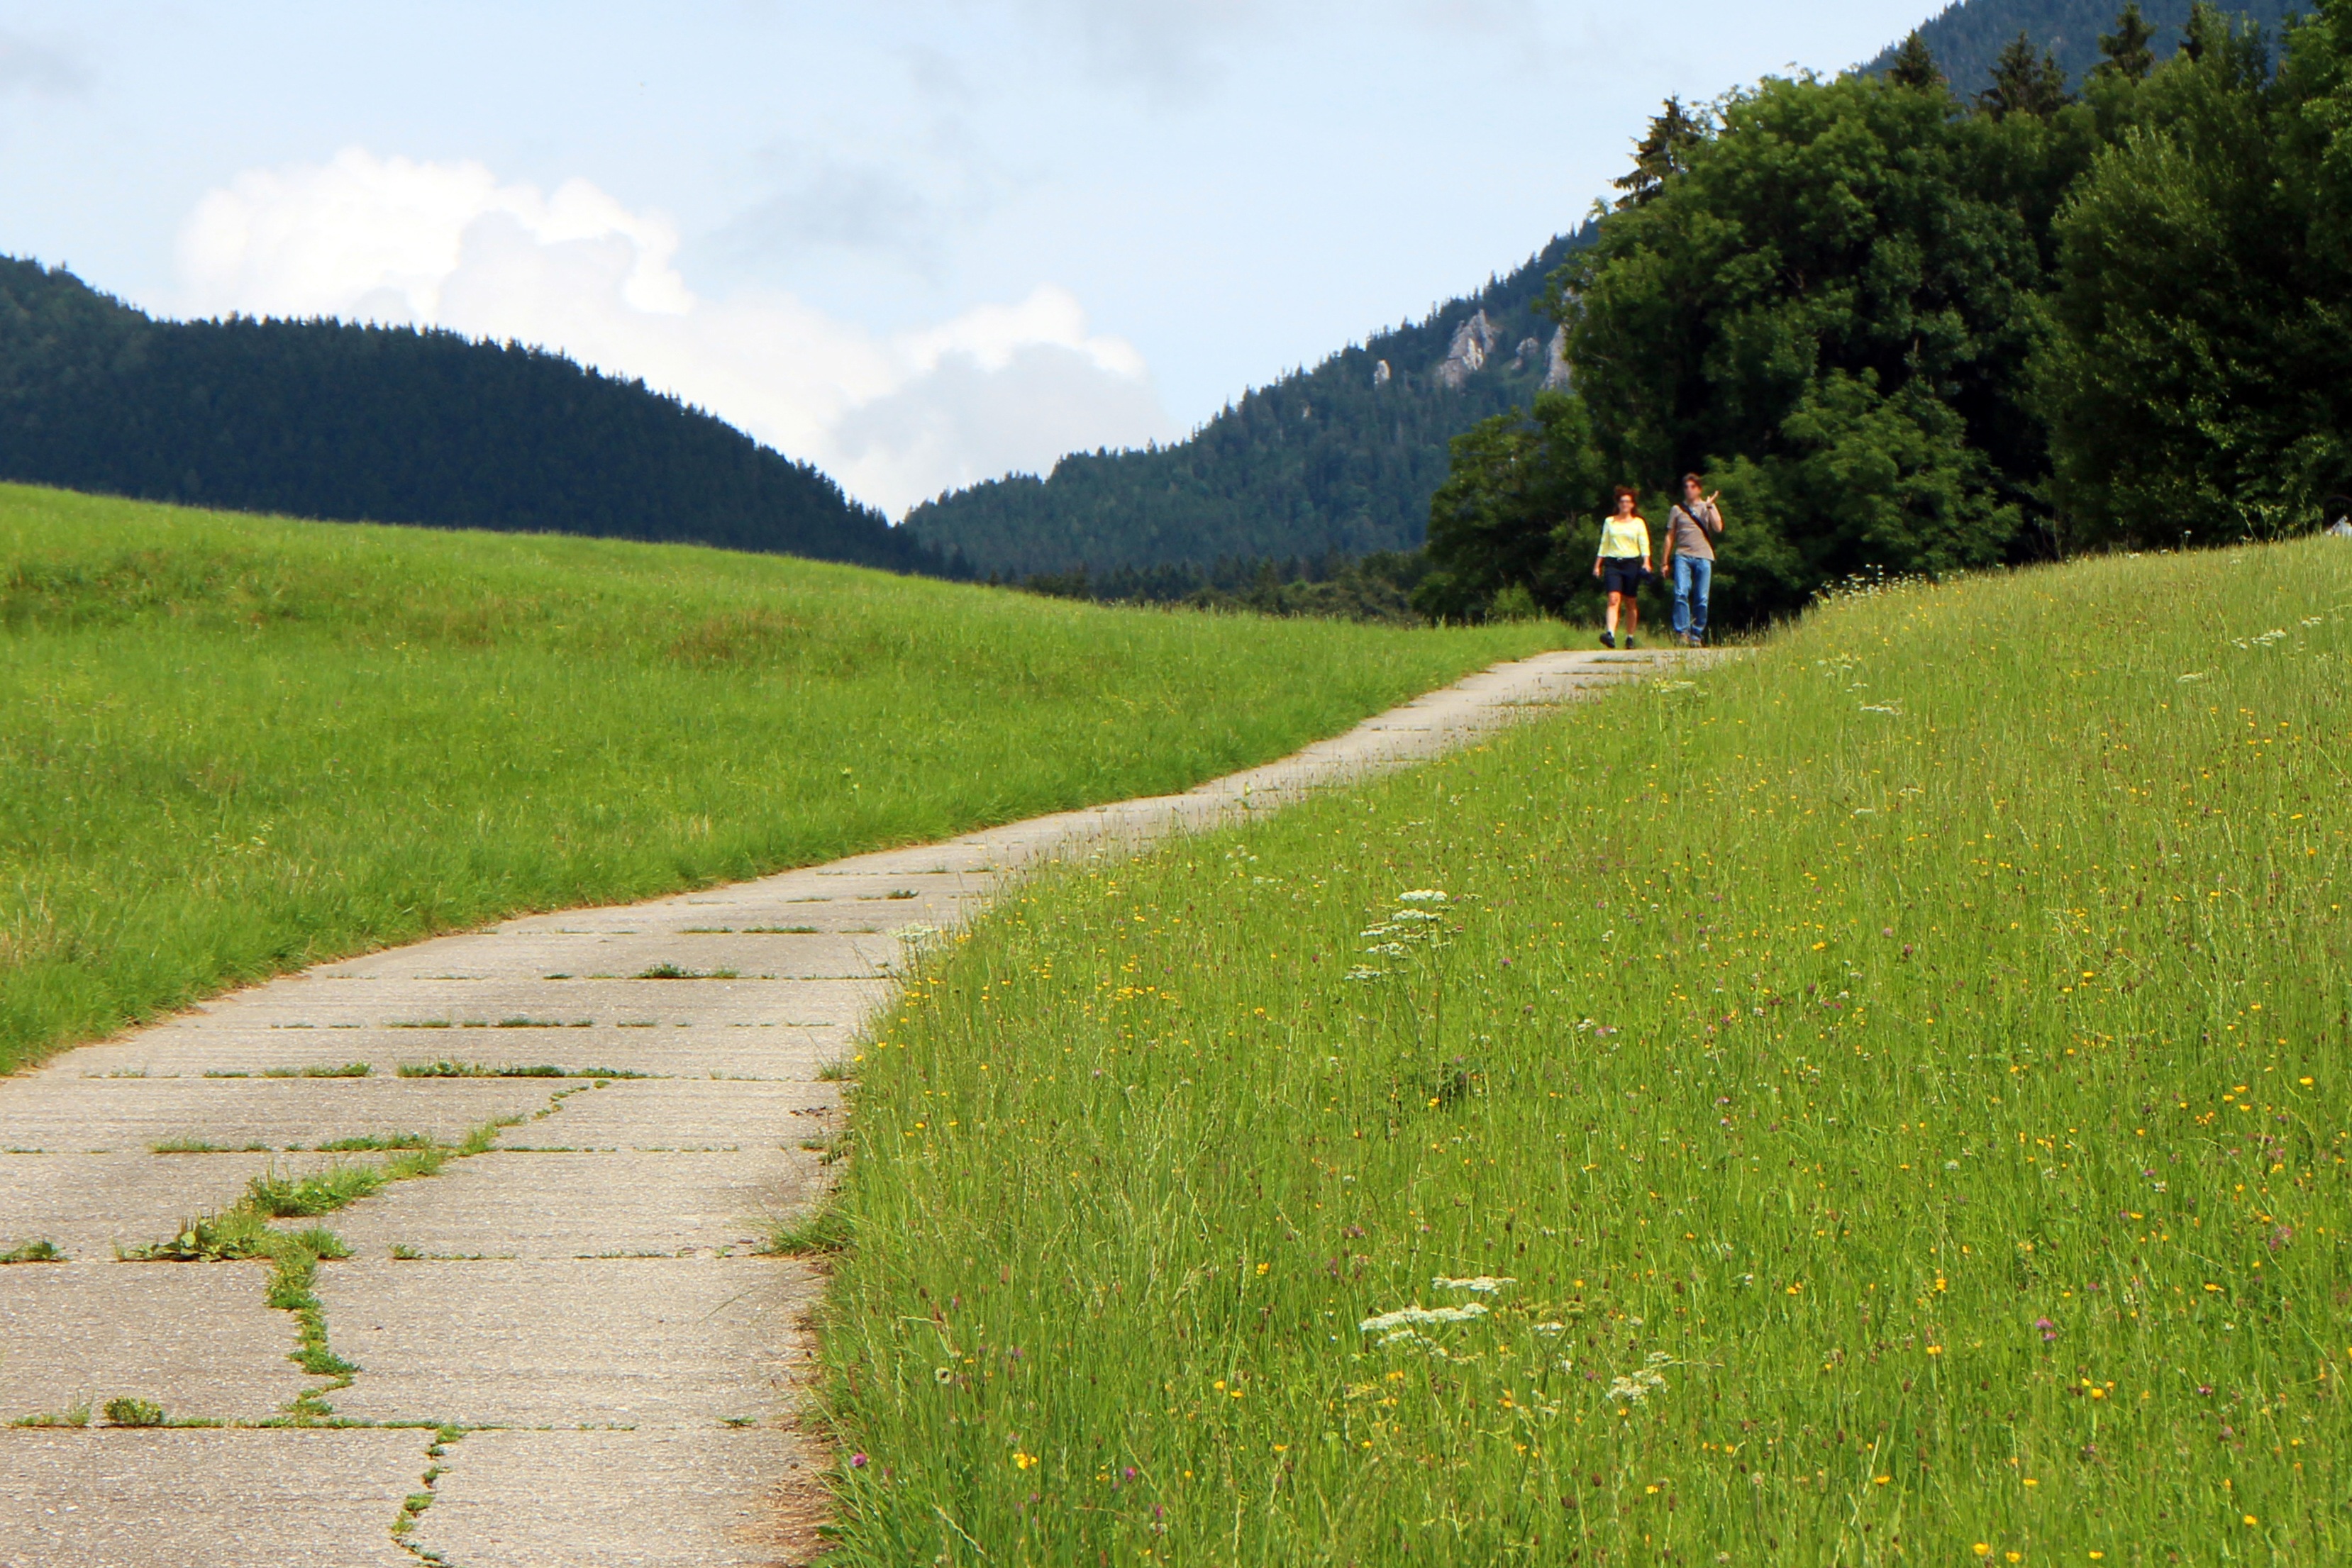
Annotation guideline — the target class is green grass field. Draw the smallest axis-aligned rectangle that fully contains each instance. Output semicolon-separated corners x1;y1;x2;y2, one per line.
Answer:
820;542;2351;1564
0;482;1558;1074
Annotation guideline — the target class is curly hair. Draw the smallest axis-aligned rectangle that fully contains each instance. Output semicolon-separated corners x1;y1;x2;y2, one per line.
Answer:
1612;484;1639;505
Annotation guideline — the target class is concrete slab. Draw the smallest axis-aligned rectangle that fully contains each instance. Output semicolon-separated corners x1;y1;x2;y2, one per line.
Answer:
0;1077;564;1152
319;1150;826;1260
160;976;892;1030
0;1262;310;1423
0;1428;426;1568
499;1081;844;1151
0;1153;300;1261
318;1257;821;1428
413;1428;823;1568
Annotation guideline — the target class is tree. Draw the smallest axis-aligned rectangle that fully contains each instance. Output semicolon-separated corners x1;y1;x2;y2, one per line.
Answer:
2041;0;2346;545
1537;72;2092;621
1612;98;1710;209
1979;33;2071;118
1416;392;1607;621
1885;30;1946;91
2095;2;2158;82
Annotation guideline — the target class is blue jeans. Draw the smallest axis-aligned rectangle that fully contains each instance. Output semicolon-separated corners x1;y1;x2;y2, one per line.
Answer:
1671;555;1712;638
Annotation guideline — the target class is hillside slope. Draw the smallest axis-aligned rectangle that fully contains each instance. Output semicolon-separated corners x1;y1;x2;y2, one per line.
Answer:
820;538;2352;1562
0;482;1558;1072
1869;0;2300;92
904;228;1593;578
0;259;932;572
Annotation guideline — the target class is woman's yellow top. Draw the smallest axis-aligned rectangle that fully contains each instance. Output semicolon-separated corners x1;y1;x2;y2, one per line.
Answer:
1597;513;1650;559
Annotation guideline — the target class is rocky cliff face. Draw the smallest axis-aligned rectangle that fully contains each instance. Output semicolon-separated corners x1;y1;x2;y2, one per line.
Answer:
1544;326;1571;391
1433;309;1503;390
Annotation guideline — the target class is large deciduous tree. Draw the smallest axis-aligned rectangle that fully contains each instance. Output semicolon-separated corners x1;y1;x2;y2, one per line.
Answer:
2041;0;2352;544
1548;72;2095;621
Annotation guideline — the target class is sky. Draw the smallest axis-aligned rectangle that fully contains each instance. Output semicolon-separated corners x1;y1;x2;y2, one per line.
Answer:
0;1;1932;517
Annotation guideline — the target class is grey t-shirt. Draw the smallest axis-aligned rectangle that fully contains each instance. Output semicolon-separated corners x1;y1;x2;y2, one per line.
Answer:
1668;501;1722;561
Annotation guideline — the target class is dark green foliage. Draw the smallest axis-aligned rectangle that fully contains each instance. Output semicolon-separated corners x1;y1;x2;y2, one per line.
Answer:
1017;550;1431;625
1612;97;1712;208
2041;0;2352;543
1868;0;2296;94
1886;30;1950;87
0;260;931;572
1980;31;2075;113
1416;393;1607;623
903;231;1594;578
1537;71;2095;623
2096;1;2162;77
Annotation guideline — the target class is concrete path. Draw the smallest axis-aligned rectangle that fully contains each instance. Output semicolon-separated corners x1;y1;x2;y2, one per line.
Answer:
0;646;1694;1567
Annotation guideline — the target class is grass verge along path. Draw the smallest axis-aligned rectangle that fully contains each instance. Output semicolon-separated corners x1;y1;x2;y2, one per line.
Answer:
820;542;2350;1564
0;483;1556;1073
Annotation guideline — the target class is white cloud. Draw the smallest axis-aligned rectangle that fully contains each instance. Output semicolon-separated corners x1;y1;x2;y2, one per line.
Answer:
172;148;1171;516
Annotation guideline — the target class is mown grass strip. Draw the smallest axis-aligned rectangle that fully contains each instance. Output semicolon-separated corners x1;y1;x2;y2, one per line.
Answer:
0;482;1556;1074
816;543;2351;1564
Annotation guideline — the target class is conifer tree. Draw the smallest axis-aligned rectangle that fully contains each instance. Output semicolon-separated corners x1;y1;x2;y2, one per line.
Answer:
1612;98;1709;208
1885;30;1945;91
2094;3;2158;82
1977;33;2070;118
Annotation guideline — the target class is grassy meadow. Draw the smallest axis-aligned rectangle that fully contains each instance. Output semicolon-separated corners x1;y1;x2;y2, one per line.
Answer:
820;541;2351;1564
0;482;1558;1074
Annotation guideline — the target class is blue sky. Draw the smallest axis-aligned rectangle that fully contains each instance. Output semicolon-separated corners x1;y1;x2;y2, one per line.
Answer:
0;1;1931;513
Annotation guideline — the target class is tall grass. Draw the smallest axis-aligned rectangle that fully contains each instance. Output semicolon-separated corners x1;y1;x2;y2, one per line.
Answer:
821;543;2351;1564
0;483;1556;1072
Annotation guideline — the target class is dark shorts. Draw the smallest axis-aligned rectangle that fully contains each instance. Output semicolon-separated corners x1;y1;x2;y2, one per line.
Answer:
1599;557;1646;596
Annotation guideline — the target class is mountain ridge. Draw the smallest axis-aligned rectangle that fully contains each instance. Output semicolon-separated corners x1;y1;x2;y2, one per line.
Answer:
0;258;932;573
901;227;1593;579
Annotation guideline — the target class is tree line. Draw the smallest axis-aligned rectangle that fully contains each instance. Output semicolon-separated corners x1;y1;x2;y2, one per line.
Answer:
0;260;937;574
1420;1;2352;626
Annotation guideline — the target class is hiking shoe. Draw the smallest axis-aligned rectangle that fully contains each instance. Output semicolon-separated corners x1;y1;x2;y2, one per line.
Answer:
1599;630;1615;648
1624;635;1637;650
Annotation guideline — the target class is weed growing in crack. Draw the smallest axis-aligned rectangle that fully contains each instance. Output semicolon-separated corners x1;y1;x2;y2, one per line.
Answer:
763;1203;852;1256
815;1058;855;1082
389;1425;470;1564
634;962;739;979
11;1400;91;1428
248;1164;387;1216
0;1238;65;1263
396;1060;649;1079
102;1397;166;1428
261;1062;372;1078
316;1133;432;1152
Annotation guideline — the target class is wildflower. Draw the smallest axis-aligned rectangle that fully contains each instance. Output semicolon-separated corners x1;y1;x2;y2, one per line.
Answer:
1013;1452;1038;1471
1397;890;1448;904
1360;1303;1488;1333
2034;1317;2058;1342
1431;1276;1514;1294
1343;967;1387;982
849;1452;869;1469
1604;1351;1673;1404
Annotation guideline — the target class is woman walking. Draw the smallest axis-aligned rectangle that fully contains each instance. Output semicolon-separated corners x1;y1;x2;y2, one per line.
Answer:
1592;484;1652;649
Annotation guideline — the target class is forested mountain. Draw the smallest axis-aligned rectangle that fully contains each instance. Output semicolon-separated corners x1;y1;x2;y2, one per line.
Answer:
1868;0;2300;91
902;228;1594;579
0;260;931;572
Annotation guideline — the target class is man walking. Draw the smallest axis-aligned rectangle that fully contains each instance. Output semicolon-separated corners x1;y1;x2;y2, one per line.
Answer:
1663;474;1726;646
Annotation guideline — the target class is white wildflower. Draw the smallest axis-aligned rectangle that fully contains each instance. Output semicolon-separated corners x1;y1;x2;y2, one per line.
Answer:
1359;1302;1489;1334
1431;1275;1515;1294
1604;1351;1675;1404
1533;1322;1566;1336
1343;967;1387;982
1397;889;1449;904
1391;909;1443;924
